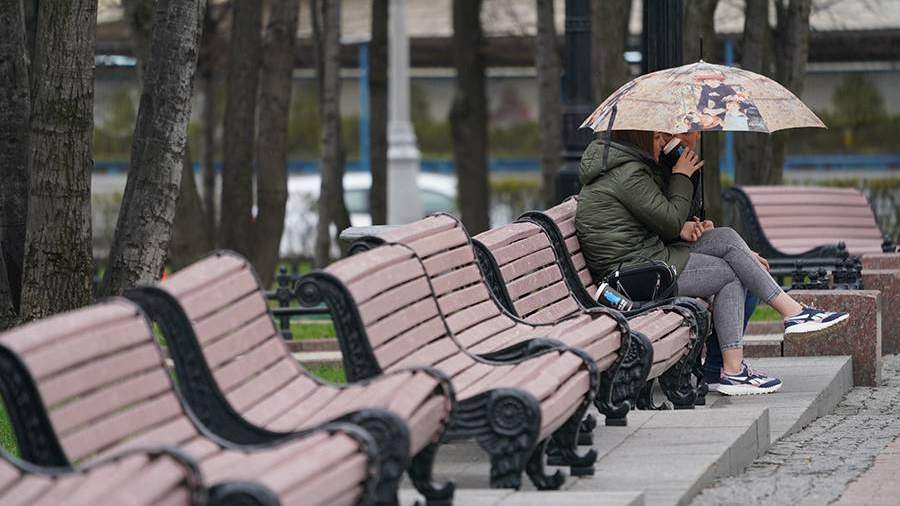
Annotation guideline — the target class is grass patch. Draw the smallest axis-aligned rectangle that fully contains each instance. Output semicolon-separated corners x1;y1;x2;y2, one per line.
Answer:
289;321;336;340
0;401;19;457
306;364;345;384
750;305;781;322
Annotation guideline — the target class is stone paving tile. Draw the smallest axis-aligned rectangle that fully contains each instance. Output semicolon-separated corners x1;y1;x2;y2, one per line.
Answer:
691;355;900;506
833;437;900;506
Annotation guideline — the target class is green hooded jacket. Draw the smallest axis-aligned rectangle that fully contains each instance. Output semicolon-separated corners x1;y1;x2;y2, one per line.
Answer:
574;139;694;282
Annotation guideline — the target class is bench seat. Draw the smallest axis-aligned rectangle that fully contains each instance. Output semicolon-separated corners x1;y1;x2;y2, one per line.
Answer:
0;447;202;506
297;215;601;490
0;300;387;506
127;252;456;505
517;198;712;409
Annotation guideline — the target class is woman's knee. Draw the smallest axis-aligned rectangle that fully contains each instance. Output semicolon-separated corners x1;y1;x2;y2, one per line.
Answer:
711;226;743;245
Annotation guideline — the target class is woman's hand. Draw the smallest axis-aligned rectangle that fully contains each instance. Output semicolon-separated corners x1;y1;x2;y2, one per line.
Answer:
752;251;770;271
673;147;703;177
680;221;703;242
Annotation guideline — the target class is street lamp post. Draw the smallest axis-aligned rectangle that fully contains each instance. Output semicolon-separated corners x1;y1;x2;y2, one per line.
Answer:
386;0;423;224
556;0;596;203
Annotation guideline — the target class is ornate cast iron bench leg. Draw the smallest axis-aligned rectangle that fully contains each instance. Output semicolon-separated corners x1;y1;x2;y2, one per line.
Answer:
344;410;411;506
599;331;654;426
408;442;455;506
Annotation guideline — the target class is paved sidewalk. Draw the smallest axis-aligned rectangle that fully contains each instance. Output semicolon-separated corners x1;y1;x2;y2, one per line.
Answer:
692;355;900;506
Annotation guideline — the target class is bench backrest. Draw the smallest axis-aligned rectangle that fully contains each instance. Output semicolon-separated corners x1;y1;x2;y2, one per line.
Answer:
154;253;341;432
735;186;885;256
542;198;600;296
0;301;196;464
473;221;582;323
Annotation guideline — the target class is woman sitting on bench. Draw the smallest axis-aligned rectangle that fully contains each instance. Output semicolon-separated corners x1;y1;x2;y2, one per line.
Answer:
574;129;849;396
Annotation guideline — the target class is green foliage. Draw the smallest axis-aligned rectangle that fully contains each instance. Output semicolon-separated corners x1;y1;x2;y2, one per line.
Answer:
306;364;346;383
0;401;18;457
490;175;542;218
750;305;781;322
290;321;336;340
831;75;887;130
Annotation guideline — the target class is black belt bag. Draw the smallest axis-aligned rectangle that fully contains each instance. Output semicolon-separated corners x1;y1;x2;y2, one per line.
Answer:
605;257;678;303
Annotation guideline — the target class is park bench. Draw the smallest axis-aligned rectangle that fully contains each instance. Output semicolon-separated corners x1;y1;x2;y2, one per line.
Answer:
125;251;457;506
723;185;899;287
515;198;712;408
472;220;707;410
0;299;390;506
0;446;204;505
295;214;601;490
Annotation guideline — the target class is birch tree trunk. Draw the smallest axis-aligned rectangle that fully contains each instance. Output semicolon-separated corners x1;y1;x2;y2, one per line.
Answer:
368;0;388;225
0;0;31;315
770;0;812;185
535;0;562;207
102;0;206;295
592;0;632;102
683;0;723;224
20;0;97;319
451;0;490;234
252;0;300;285
313;0;349;266
220;0;262;257
734;0;773;185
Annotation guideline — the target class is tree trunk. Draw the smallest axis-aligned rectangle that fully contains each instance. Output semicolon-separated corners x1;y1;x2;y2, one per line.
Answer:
169;146;212;271
20;0;97;319
683;0;723;224
219;0;262;257
368;0;388;225
770;0;812;185
734;0;773;185
592;0;632;103
451;0;490;234
122;0;155;81
101;0;206;296
252;0;300;285
0;0;31;314
0;250;14;330
313;0;349;266
535;0;562;208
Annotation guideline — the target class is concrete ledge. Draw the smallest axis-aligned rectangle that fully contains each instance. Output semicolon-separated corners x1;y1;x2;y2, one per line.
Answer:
862;269;899;354
293;350;342;368
743;333;783;358
746;321;783;335
400;490;645;506
862;252;900;271
285;338;340;353
788;290;880;386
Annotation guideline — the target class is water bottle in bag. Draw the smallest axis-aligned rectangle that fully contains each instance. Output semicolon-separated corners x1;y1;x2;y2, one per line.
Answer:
595;282;634;312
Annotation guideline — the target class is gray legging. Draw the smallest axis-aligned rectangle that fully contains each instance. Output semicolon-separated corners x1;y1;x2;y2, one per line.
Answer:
676;227;783;351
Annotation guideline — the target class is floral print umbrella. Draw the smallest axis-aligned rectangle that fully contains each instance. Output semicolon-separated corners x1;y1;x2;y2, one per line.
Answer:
581;61;826;134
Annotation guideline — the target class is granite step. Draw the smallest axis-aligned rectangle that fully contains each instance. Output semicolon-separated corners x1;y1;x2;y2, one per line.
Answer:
746;321;783;335
743;333;783;358
293;350;342;368
401;355;852;506
284;338;340;353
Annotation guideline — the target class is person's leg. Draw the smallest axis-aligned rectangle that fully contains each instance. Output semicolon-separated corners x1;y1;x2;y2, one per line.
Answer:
704;290;757;383
687;227;791;312
677;253;745;373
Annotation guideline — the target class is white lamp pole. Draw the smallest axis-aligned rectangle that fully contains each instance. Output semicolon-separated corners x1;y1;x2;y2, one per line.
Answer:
386;0;423;224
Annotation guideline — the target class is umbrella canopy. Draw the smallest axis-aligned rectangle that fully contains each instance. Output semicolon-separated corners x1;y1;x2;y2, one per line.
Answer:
581;61;826;134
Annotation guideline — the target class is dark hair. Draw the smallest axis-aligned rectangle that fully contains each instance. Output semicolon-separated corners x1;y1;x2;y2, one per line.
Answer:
608;130;655;157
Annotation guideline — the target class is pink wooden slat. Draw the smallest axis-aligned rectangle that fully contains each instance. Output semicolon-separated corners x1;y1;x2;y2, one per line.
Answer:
422;245;476;277
651;327;691;363
474;222;538;249
242;374;321;427
62;454;160;506
753;204;874;218
265;387;342;432
40;343;162;406
301;372;415;428
192;291;269;345
279;454;367;506
438;284;492;316
386;372;442;419
742;185;861;196
488;233;551;267
366;298;440;348
431;264;482;296
457;353;551;399
550;319;620;354
373;316;446;369
0;302;133;356
162;254;245;297
27;318;151;380
557;217;576;238
346;257;424;303
444;300;504;336
52;369;172;435
450;362;509;395
759;215;879;229
406;225;470;258
535;371;590;436
432;352;478;380
545;199;576;222
390;338;460;371
204;314;277;370
201;432;328;481
215;338;285;393
93;420;198;461
453;314;519;349
506;264;563;300
513;281;570;316
151;485;192;506
564;236;582;255
525;296;581;323
770;237;882;249
310;485;362;506
326;245;412;283
0;474;53;506
405;395;449;453
179;268;259;322
226;358;299;412
240;434;357;491
62;393;183;461
29;473;86;506
500;249;558;288
358;277;432;325
379;215;457;244
0;462;20;491
748;193;868;207
764;227;882;240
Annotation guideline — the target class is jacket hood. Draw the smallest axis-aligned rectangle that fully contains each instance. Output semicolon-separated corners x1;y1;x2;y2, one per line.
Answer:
578;139;657;186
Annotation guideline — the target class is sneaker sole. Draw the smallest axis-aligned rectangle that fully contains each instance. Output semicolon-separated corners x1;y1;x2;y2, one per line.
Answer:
784;313;850;335
716;382;783;396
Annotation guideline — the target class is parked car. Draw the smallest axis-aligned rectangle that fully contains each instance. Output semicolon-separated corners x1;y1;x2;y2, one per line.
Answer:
280;171;458;257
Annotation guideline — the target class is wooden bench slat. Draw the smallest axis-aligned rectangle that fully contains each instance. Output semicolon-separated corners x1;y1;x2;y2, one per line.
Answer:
215;338;285;392
205;314;276;370
358;276;432;325
227;357;299;412
193;291;269;345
